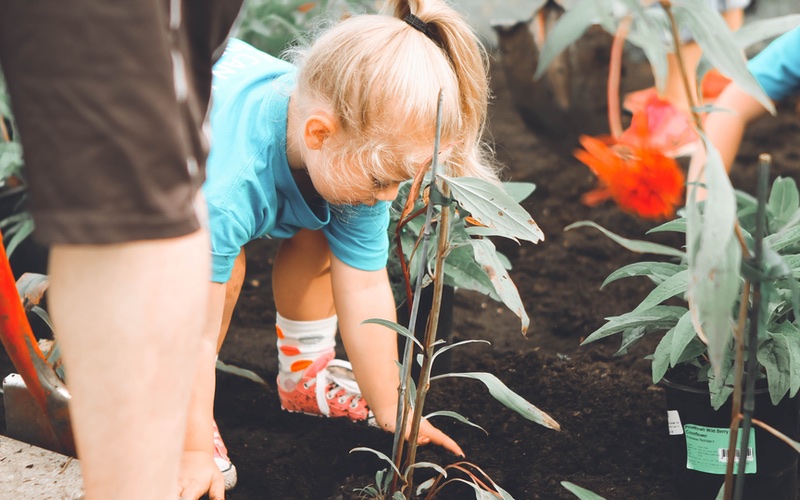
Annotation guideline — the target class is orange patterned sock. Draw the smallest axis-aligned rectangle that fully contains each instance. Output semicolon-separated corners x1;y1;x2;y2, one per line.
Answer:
275;313;337;391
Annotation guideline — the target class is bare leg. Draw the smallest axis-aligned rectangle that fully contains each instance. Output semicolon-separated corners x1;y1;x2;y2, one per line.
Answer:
48;229;210;500
272;229;336;321
216;249;247;352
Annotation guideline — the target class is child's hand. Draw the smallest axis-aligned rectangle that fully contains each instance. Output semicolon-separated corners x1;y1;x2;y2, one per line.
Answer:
179;450;226;500
372;407;464;457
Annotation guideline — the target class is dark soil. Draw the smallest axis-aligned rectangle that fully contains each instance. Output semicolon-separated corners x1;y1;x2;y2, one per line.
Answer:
3;52;800;500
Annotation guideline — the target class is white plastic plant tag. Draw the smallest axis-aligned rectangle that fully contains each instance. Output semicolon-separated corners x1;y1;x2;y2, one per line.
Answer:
667;410;683;435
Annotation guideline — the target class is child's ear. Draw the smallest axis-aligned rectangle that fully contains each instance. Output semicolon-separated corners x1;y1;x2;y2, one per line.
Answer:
303;112;337;150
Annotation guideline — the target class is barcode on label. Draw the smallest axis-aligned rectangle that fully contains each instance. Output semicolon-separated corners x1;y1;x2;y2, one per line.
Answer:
718;448;754;463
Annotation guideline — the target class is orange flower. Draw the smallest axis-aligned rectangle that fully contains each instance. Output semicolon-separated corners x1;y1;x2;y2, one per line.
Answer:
575;134;685;220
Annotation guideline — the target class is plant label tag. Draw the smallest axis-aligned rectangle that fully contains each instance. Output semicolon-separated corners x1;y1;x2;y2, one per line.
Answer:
667;410;683;435
684;424;756;475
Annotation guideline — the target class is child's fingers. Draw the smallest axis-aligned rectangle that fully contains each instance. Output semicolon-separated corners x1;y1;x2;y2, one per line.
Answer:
419;420;465;457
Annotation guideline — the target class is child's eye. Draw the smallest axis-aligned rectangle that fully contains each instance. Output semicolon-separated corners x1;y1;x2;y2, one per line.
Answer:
371;176;389;190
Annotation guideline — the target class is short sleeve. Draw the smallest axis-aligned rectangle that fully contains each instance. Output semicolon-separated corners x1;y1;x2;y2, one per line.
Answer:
208;205;253;282
322;202;390;271
748;27;800;103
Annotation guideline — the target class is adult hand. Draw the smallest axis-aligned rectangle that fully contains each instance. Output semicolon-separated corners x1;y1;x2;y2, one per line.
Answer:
178;450;225;500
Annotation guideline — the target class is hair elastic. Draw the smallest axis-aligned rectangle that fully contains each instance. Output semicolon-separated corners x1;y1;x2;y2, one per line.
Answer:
404;13;438;44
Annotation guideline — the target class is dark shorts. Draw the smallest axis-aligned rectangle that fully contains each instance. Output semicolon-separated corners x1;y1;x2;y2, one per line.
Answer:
0;0;243;245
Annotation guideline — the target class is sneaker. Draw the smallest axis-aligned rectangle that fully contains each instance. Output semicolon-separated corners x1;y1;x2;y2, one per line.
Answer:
213;420;237;491
278;352;376;425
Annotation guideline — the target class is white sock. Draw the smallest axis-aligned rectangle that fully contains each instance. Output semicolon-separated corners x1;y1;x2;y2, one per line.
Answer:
275;313;337;390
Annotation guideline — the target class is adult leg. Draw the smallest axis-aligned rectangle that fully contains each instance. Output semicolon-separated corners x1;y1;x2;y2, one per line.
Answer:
48;232;210;500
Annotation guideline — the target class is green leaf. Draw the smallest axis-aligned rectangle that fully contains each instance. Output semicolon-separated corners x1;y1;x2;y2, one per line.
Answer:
602;262;685;288
759;331;800;405
767;177;800;233
615;326;647;357
441;175;544;244
215;359;269;386
732;14;800;50
675;0;775;114
604;261;685;288
647;218;687;235
425;410;488;435
561;481;607;500
708;351;736;410
652;326;675;384
686;135;740;378
362;318;422;351
583;306;686;344
534;0;607;80
622;0;670;92
670;311;698;367
632;269;689;313
432;340;491;364
502;182;536;203
442;245;498;299
565;221;685;258
765;224;800;253
448;478;515;500
350;447;402;477
471;239;530;335
430;371;560;430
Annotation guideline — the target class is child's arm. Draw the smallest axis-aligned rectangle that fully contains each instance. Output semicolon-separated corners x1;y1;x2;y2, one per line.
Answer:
687;82;769;200
179;281;229;500
330;255;464;457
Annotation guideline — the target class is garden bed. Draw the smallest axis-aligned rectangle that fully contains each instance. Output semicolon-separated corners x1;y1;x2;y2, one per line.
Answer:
2;55;800;499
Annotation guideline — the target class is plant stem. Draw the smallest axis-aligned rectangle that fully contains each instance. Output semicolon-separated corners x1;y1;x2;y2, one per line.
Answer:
723;282;749;500
607;15;631;139
392;90;445;494
661;1;703;132
403;91;448;496
0;116;10;142
734;155;770;500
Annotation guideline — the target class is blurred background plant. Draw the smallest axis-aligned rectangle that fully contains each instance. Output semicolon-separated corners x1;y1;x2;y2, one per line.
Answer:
0;68;33;257
234;0;378;55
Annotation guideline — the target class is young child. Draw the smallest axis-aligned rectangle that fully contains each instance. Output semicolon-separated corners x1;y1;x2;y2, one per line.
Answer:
688;25;800;200
178;1;500;498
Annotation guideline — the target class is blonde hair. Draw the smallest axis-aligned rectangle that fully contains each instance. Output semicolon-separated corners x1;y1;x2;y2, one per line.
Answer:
286;0;499;191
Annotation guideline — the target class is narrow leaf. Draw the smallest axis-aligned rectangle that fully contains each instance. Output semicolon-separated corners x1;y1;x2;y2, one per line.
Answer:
215;359;268;386
561;481;607;500
471;239;530;334
430;371;560;430
565;221;685;258
363;318;423;351
534;0;606;80
583;306;686;344
425;410;488;435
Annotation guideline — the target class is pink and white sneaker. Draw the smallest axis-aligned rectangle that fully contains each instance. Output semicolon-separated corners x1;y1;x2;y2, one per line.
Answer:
213;420;237;491
277;352;375;425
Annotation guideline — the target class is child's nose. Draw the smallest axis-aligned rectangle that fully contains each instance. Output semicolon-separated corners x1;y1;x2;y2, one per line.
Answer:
374;183;401;201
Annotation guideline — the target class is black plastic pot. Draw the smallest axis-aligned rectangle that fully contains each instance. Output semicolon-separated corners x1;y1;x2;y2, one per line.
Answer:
395;284;454;379
662;375;800;500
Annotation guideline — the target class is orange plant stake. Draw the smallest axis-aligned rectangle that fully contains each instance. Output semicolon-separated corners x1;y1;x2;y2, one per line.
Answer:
0;231;74;454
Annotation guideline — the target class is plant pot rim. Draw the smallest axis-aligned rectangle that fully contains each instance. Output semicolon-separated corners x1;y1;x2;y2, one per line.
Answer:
661;374;770;396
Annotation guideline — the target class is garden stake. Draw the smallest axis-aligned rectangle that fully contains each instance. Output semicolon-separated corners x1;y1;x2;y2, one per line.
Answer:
734;154;771;500
391;89;445;488
0;230;73;454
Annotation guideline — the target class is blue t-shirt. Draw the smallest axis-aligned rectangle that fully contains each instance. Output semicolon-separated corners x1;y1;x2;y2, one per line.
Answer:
205;39;390;283
748;27;800;102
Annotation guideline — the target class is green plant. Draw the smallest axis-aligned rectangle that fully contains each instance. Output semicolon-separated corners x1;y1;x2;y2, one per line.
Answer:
536;1;800;497
571;175;800;408
388;177;537;333
354;93;558;500
0;68;33;256
234;0;376;56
